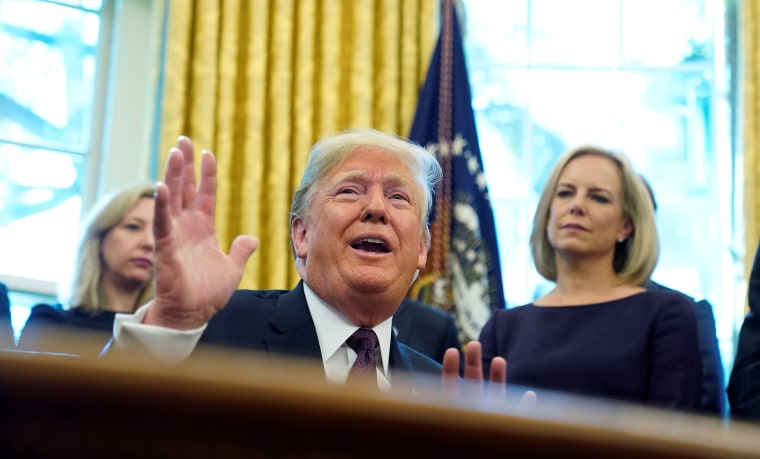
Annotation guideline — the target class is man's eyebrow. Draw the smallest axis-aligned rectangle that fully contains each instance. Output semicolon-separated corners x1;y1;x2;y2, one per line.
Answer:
330;170;413;188
383;173;414;189
331;170;368;183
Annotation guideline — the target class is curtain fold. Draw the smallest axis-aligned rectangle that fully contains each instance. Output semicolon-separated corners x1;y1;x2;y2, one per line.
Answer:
745;0;760;274
155;0;437;290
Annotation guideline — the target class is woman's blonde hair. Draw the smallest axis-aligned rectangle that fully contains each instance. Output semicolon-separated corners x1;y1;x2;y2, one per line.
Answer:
529;146;658;285
59;183;156;312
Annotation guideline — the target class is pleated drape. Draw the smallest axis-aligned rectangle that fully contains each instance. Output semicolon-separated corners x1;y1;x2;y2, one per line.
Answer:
744;0;760;274
154;0;437;290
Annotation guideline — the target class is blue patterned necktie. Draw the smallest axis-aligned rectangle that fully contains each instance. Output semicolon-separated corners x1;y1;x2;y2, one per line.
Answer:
346;328;378;387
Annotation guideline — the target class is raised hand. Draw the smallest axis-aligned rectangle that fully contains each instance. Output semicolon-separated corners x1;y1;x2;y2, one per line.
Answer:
143;137;259;329
442;341;505;388
442;341;536;406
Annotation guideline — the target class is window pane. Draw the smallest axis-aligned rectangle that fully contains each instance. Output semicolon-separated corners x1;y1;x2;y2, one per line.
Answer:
471;68;529;200
530;0;621;67
621;70;721;304
621;70;712;178
0;144;83;283
0;0;101;152
527;70;624;152
622;0;713;67
31;0;102;10
463;0;528;66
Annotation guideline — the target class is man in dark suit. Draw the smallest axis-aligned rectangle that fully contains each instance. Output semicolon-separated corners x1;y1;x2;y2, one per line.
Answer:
393;298;460;364
727;238;760;420
644;281;724;415
640;176;725;416
110;129;507;390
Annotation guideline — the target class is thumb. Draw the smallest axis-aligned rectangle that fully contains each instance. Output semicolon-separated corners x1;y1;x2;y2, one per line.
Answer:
229;235;259;268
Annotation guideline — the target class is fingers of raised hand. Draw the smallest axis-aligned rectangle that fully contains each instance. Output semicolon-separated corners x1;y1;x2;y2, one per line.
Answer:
441;347;462;391
196;151;217;218
463;341;484;381
164;147;185;216
153;182;172;240
177;136;198;210
229;235;260;269
486;357;507;399
518;390;537;411
164;137;217;218
488;357;506;384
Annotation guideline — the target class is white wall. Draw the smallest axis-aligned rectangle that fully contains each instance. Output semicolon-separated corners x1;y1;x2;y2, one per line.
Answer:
92;0;162;205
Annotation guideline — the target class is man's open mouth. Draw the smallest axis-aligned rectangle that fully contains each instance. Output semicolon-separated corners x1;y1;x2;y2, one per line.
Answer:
350;237;390;253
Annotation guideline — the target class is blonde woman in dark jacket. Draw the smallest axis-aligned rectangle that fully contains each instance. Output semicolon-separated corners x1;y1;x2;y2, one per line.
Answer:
18;183;155;355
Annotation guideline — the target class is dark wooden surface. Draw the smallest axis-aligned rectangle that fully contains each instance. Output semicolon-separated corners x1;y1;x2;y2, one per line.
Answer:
1;347;759;458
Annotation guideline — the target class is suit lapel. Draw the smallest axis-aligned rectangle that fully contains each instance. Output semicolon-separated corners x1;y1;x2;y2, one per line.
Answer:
264;281;322;361
389;333;435;397
389;333;415;374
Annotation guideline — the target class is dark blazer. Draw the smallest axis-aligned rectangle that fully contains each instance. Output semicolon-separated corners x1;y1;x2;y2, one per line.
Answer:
728;311;760;419
18;303;116;355
644;280;724;415
392;299;461;364
196;281;442;382
728;239;760;420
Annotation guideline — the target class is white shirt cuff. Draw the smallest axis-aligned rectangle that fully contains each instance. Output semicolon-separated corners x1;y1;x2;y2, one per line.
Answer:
112;303;207;364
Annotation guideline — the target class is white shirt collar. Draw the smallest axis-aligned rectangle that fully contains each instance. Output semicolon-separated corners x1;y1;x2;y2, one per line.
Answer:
303;282;393;385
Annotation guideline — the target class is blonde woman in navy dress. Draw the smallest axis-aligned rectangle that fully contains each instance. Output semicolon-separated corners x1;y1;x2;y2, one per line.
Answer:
479;147;701;411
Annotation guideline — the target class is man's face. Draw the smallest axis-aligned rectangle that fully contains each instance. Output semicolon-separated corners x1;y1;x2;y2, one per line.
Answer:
291;146;428;325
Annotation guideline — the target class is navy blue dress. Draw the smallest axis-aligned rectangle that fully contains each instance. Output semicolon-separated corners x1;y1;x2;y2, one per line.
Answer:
479;291;702;410
18;304;116;356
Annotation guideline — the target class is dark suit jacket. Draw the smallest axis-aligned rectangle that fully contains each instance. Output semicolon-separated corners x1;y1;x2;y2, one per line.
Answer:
392;299;461;364
644;280;724;415
196;281;442;383
728;239;760;420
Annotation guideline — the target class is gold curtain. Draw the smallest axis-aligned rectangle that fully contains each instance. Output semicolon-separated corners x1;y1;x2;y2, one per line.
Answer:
745;0;760;274
155;0;437;290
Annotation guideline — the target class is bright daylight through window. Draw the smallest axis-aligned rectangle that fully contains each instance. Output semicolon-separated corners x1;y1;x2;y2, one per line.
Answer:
0;0;104;295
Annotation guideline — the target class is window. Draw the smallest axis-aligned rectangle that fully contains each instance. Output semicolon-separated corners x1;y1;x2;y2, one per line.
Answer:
0;0;157;304
463;0;740;372
0;0;106;292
